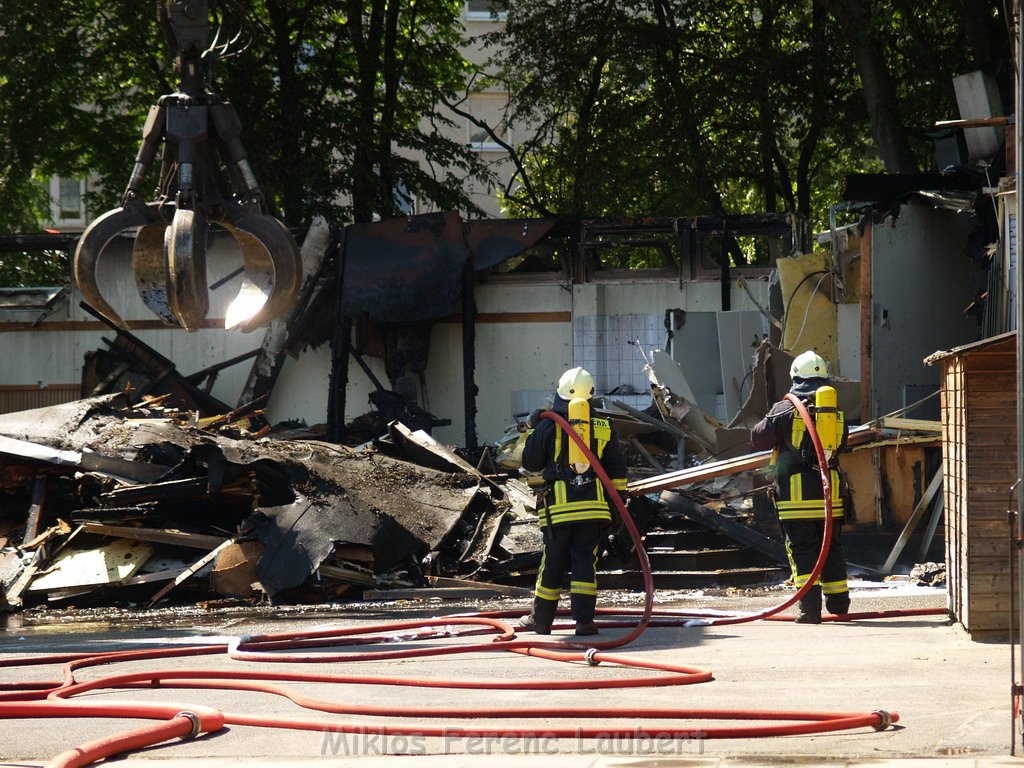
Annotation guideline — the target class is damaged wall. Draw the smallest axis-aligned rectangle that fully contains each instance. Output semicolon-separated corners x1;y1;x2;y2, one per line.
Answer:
870;203;978;418
242;273;772;445
0;234;267;413
0;227;775;447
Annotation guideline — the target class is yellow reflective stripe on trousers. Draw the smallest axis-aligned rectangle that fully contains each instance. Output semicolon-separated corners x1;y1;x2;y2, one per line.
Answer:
542;509;612;526
776;503;844;520
821;579;848;594
570;580;597;596
534;584;560;601
785;539;799;582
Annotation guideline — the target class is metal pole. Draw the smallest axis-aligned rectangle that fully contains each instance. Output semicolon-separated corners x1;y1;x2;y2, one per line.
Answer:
1015;0;1024;751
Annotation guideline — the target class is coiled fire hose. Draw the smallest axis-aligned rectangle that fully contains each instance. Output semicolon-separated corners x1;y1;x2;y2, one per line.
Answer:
0;399;943;766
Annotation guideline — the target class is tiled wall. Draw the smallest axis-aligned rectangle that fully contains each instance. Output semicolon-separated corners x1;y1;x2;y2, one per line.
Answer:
509;313;661;421
573;313;661;408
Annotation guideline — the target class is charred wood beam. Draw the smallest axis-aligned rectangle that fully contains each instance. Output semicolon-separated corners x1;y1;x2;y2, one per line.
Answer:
841;172;971;202
79;301;233;416
185;349;261;391
101;476;254;506
0;233;79;251
462;260;478;451
327;228;351;444
20;477;47;548
238;218;337;407
659;491;787;564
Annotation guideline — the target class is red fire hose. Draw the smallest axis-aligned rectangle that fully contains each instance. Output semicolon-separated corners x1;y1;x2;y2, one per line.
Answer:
0;400;942;765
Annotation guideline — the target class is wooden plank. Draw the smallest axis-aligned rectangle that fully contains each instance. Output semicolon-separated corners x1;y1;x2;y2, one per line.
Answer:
29;539;154;592
876;417;941;433
627;425;879;496
318;563;374;586
629;453;768;495
881;469;942;573
121;568;188;586
364;586;522;601
3;549;44;607
80;522;225;550
847;435;939;451
20;477;46;547
916;491;944;561
23;520;71;550
149;537;237;605
659;491;787;564
427;575;532;597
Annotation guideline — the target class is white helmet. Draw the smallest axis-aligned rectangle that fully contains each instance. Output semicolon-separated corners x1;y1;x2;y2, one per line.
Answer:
557;367;595;400
790;351;829;380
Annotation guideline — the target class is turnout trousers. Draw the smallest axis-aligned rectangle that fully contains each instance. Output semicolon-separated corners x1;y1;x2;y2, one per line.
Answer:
532;520;603;626
780;517;850;616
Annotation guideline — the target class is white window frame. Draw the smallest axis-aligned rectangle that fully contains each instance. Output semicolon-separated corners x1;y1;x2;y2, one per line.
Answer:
49;176;88;228
464;1;507;21
466;93;511;152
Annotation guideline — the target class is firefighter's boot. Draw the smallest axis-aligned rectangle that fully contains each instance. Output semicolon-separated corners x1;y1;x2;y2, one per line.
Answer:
571;593;599;636
794;585;822;624
520;598;557;634
826;591;851;616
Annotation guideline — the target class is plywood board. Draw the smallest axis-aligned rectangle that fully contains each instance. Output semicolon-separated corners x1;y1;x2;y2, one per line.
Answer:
776;251;836;362
837;302;860;380
29;538;153;591
716;310;764;422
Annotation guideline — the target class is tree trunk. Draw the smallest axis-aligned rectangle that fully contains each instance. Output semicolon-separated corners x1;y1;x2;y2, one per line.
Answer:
268;1;306;224
816;0;919;174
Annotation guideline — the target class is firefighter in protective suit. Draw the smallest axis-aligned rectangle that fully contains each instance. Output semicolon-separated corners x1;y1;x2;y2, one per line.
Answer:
750;351;850;624
519;367;628;636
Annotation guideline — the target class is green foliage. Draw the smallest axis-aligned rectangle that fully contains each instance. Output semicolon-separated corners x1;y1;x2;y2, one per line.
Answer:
489;0;1005;229
0;249;68;288
0;0;492;243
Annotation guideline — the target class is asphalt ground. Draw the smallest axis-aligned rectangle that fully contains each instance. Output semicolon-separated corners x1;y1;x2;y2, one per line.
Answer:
0;580;1013;766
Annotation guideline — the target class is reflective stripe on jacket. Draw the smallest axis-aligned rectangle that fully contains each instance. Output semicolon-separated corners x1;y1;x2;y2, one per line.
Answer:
522;403;628;528
751;393;847;521
774;409;845;519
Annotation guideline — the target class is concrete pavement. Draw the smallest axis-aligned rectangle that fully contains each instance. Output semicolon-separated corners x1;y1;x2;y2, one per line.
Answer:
0;582;1015;765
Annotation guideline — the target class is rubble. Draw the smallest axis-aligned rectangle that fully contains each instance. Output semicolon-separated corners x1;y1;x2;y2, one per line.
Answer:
0;327;950;612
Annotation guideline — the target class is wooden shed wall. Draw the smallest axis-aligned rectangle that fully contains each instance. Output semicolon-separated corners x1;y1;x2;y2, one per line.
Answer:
944;342;1017;636
0;384;80;415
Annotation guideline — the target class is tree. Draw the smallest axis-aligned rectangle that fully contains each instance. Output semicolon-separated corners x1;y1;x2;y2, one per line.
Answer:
486;0;1009;227
0;1;492;243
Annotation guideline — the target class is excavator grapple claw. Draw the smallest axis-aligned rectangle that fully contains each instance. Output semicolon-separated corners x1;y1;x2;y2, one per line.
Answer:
73;0;301;332
75;201;165;329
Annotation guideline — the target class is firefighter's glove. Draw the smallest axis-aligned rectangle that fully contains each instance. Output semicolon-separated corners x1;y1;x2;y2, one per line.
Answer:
527;408;544;429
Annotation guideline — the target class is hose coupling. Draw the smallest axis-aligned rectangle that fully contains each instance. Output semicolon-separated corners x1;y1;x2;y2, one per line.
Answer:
175;710;203;739
584;648;600;666
871;709;892;731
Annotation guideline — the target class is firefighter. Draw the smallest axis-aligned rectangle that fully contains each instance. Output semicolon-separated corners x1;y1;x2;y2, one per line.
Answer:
750;351;851;624
519;367;629;636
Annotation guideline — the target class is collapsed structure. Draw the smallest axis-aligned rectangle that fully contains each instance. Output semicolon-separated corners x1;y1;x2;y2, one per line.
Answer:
0;331;943;611
0;71;1012;620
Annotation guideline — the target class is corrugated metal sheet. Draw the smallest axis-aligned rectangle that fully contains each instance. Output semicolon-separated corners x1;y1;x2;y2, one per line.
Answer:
0;385;81;415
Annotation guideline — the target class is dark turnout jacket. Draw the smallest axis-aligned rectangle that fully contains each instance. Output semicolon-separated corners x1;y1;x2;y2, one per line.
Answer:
522;396;629;527
750;379;849;519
